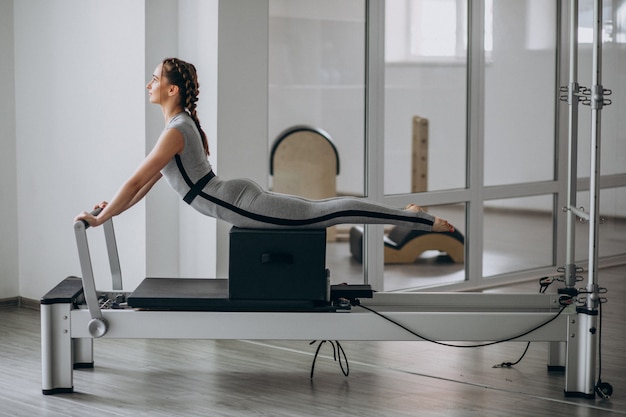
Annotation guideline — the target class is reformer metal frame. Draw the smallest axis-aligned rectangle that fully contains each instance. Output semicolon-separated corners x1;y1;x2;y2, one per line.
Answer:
42;212;586;396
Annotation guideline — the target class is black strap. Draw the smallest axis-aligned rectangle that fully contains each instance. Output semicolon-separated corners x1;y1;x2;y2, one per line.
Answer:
175;155;215;204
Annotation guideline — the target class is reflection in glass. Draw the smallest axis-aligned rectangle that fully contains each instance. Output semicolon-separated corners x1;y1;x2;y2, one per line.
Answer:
483;195;554;277
597;187;626;258
576;0;626;178
383;203;466;291
575;188;626;261
577;0;621;44
384;0;467;194
268;0;366;197
484;0;557;186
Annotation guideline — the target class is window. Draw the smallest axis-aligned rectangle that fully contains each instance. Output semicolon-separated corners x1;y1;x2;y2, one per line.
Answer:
578;0;625;44
386;0;492;63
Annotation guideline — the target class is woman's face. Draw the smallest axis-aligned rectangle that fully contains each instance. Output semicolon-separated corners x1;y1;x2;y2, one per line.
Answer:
146;63;165;104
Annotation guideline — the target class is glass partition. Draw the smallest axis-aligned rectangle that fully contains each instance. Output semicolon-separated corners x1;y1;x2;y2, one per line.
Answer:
575;188;626;261
483;195;555;277
266;0;626;291
384;0;468;194
596;187;626;258
484;0;557;186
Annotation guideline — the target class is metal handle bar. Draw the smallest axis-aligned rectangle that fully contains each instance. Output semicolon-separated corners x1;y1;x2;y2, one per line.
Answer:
73;207;124;338
76;207;103;229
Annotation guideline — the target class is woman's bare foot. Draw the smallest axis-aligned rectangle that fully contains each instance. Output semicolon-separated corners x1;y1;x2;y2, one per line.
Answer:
433;217;455;233
404;204;454;232
404;203;424;212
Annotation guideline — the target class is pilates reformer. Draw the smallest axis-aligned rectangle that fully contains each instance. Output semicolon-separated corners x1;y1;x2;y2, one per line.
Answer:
41;0;612;399
42;209;591;397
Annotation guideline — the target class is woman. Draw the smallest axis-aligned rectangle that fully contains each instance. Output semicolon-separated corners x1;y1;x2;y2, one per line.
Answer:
75;58;454;233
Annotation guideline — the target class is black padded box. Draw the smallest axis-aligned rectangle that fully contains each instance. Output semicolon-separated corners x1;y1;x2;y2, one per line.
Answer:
228;227;328;302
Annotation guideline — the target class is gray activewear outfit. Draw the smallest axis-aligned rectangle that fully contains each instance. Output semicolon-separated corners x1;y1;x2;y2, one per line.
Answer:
160;112;435;231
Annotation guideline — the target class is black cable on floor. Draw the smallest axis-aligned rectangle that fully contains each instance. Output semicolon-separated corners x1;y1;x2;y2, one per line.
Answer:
309;340;349;379
493;276;553;368
492;342;531;368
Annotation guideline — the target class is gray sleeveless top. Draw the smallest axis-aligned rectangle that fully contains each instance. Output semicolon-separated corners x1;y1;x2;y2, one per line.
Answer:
160;112;213;201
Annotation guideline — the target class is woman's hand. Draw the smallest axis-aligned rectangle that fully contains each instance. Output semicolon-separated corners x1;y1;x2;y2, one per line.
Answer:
74;201;108;227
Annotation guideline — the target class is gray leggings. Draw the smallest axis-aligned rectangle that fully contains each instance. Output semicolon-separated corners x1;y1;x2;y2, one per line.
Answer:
188;176;435;231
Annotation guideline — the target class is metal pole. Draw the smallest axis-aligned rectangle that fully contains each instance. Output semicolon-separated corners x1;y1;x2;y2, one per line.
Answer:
564;0;579;288
565;0;603;398
364;0;386;291
587;0;604;299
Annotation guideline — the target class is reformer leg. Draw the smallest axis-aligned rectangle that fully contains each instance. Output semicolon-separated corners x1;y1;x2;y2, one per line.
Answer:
41;276;87;394
564;312;598;398
73;337;94;369
547;342;566;372
41;303;75;394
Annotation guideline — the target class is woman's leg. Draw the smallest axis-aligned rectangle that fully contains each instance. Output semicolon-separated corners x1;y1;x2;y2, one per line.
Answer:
199;177;452;230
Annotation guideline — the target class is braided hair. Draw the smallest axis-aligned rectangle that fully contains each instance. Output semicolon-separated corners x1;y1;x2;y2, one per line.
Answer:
161;58;209;156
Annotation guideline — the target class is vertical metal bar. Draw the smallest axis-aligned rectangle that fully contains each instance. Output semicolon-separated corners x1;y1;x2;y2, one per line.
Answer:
364;0;385;291
564;0;579;288
547;341;566;371
103;219;123;291
587;0;603;297
466;0;486;286
74;222;103;321
550;0;568;358
72;338;94;368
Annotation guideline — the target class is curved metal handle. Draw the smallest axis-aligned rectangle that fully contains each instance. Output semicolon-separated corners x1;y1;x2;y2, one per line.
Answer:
73;206;121;338
74;219;103;327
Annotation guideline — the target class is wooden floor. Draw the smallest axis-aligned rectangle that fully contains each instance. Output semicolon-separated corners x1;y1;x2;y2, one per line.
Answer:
1;265;625;416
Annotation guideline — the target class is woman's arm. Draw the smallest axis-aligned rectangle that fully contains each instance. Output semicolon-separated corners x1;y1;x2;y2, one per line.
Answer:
124;170;163;211
75;128;183;227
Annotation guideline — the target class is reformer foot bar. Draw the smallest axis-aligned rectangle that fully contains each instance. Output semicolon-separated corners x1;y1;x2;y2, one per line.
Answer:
41;214;591;397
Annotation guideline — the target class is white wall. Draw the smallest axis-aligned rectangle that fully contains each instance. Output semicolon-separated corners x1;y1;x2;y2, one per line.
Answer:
13;0;147;299
1;0;239;300
6;0;220;300
0;0;19;299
